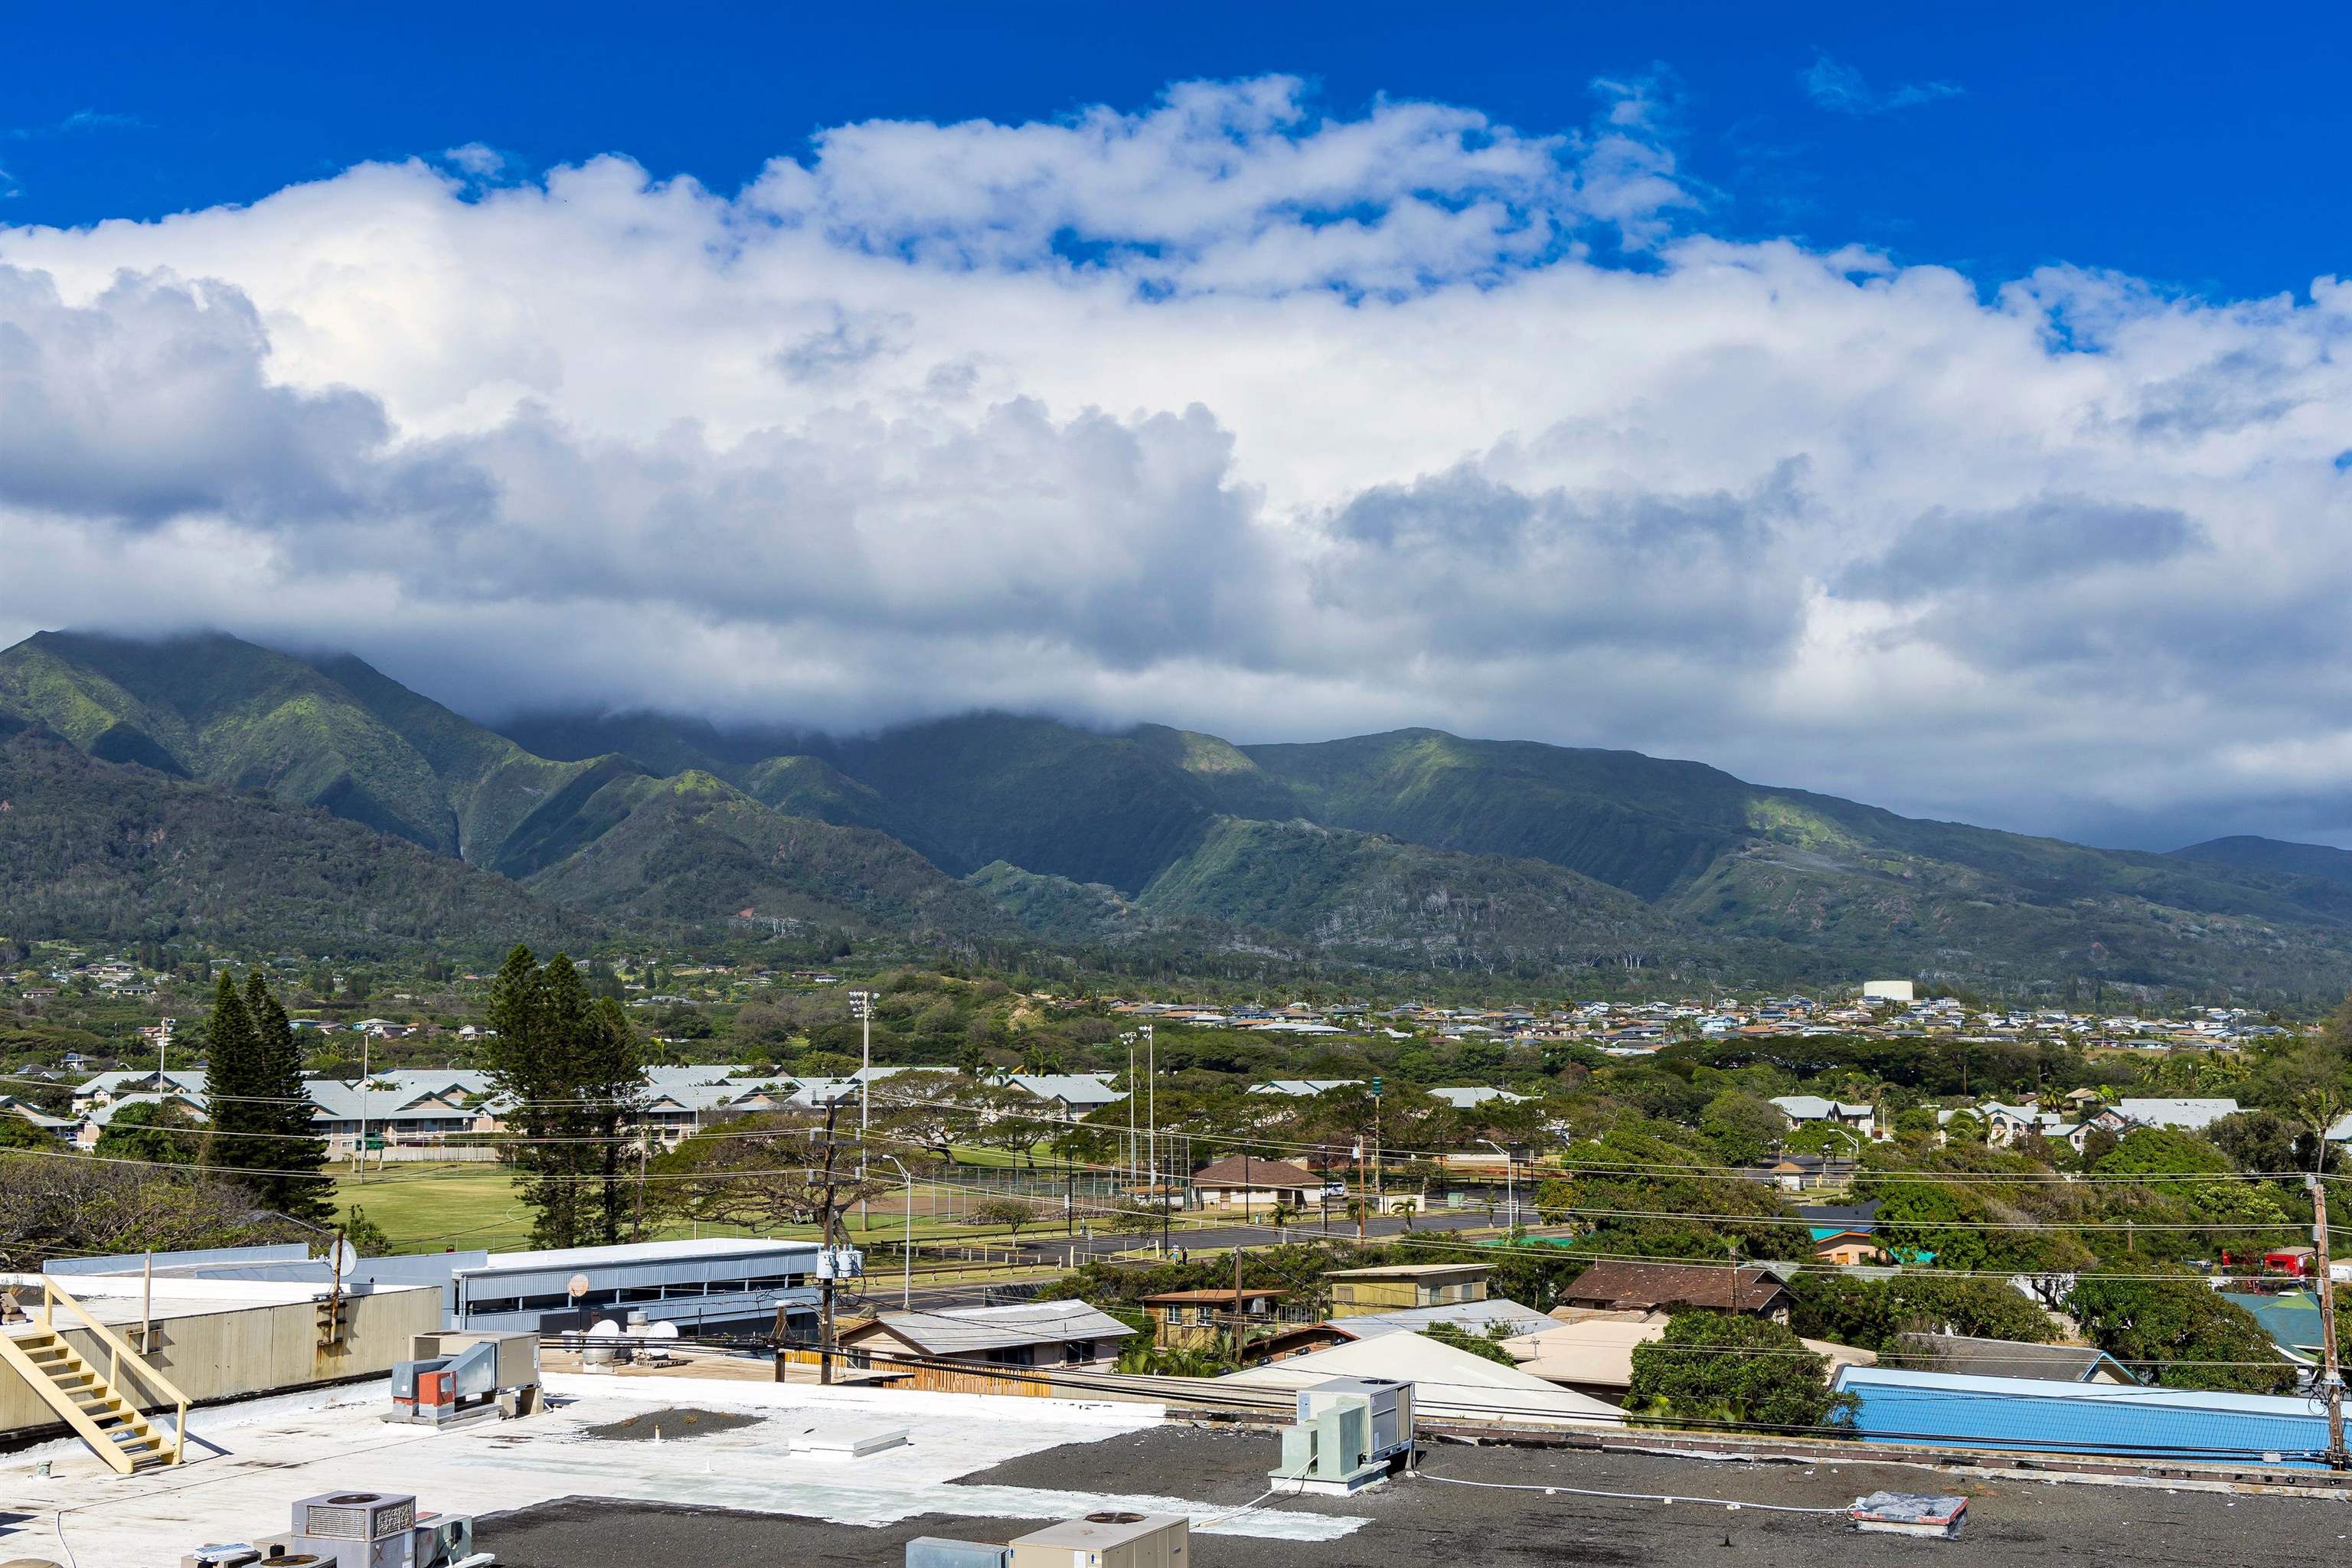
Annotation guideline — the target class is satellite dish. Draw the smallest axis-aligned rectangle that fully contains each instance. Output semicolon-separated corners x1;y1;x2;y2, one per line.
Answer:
567;1272;593;1299
335;1240;361;1274
643;1320;680;1341
588;1318;621;1338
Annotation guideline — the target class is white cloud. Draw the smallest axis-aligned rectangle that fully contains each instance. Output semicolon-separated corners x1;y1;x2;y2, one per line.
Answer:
2;77;2350;845
1803;54;1965;116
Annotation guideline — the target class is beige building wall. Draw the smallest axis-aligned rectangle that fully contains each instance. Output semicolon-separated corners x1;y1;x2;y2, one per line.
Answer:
1;1285;442;1440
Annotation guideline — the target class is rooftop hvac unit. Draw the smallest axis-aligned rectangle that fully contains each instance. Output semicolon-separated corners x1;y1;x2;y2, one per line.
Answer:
1277;1377;1416;1496
1008;1511;1189;1568
293;1492;416;1544
1297;1376;1413;1462
906;1538;1013;1568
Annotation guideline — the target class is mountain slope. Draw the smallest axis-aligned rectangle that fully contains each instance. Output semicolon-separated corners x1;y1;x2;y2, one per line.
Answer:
2173;835;2352;889
0;725;580;955
15;629;2352;993
519;771;1010;938
1135;816;1686;967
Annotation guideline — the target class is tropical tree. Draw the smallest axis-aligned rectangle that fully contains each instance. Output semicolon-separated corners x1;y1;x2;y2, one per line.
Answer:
94;1100;201;1165
975;1195;1045;1240
1626;1311;1855;1430
2064;1273;2295;1393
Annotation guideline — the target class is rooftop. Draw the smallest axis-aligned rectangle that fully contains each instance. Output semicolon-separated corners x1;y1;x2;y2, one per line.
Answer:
468;1235;820;1272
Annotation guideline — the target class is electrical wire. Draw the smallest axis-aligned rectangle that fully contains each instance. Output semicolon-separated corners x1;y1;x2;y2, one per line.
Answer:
1411;1469;1851;1515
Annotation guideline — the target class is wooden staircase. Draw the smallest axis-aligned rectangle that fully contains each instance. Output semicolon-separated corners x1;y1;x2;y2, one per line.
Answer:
0;1276;189;1474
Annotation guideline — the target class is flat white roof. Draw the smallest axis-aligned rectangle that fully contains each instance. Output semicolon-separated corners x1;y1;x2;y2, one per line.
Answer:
471;1236;820;1273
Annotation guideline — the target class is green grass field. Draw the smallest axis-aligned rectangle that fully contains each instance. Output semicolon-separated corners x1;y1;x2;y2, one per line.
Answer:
330;1158;1156;1256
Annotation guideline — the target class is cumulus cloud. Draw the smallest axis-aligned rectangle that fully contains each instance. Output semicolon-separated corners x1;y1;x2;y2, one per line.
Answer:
1;76;2350;845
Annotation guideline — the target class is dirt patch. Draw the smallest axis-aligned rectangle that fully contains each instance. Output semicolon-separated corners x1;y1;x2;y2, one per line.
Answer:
577;1407;762;1442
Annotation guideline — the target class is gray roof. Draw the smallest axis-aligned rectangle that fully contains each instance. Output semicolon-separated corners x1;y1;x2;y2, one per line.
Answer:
1328;1298;1553;1341
851;1301;1138;1356
1003;1073;1126;1108
77;1070;209;1097
1426;1086;1530;1109
2115;1097;2240;1132
1881;1332;2138;1384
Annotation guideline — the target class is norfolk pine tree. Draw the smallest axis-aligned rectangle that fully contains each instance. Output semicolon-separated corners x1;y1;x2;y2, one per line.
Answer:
245;972;334;1223
203;973;266;1181
484;946;643;1250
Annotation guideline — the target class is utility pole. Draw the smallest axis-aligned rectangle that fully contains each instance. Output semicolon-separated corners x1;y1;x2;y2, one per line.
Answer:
1231;1243;1246;1363
2310;1174;2347;1469
818;1103;842;1387
1142;1025;1155;1201
356;1031;370;1184
634;1134;648;1239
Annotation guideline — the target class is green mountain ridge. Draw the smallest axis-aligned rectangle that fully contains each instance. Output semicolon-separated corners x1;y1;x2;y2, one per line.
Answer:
8;629;2352;995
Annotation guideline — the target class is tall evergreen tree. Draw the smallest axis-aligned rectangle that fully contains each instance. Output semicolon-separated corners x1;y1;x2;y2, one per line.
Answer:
246;972;334;1223
483;946;643;1250
204;972;267;1181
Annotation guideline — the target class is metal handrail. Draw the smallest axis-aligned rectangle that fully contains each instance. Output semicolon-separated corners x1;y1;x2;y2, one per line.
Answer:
38;1272;191;1465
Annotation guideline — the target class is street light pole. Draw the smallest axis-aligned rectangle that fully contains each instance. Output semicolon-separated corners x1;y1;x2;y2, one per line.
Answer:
884;1155;913;1310
1484;1139;1513;1231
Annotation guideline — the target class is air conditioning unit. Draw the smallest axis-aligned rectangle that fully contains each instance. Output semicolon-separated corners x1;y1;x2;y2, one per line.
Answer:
1008;1511;1188;1568
294;1493;416;1544
412;1511;478;1568
906;1538;1011;1568
1298;1376;1413;1462
1277;1377;1415;1495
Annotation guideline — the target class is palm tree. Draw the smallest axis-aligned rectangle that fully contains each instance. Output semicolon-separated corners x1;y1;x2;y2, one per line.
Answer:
1390;1197;1418;1230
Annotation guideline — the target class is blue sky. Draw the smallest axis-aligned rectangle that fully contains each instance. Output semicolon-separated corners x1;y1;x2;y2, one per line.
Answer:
5;0;2344;303
3;3;2351;849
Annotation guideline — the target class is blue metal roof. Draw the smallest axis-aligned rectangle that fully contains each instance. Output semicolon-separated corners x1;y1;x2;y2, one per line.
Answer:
1835;1366;2331;1466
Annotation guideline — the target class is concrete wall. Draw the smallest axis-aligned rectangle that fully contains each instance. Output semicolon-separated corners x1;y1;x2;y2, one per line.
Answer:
1;1285;443;1441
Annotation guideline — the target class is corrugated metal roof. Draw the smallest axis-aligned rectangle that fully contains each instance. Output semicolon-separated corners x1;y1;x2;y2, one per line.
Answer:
855;1301;1138;1356
1835;1366;2331;1465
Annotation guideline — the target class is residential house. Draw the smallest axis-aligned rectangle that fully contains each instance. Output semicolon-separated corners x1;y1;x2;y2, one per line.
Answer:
73;1090;207;1150
1553;1259;1793;1322
72;1070;208;1115
1189;1155;1325;1209
0;1094;77;1142
838;1302;1138;1379
1424;1086;1530;1110
1506;1310;1874;1403
1325;1263;1489;1318
1246;1080;1361;1098
1140;1288;1285;1351
1797;1200;1886;1266
1881;1333;2137;1385
2100;1097;2243;1134
1769;1095;1877;1140
1001;1073;1127;1115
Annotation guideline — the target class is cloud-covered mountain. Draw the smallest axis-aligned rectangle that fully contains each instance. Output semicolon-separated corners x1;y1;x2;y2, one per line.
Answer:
2;77;2350;854
11;629;2352;998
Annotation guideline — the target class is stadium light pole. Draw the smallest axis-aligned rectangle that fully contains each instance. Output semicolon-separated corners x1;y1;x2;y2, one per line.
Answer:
848;989;874;1166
